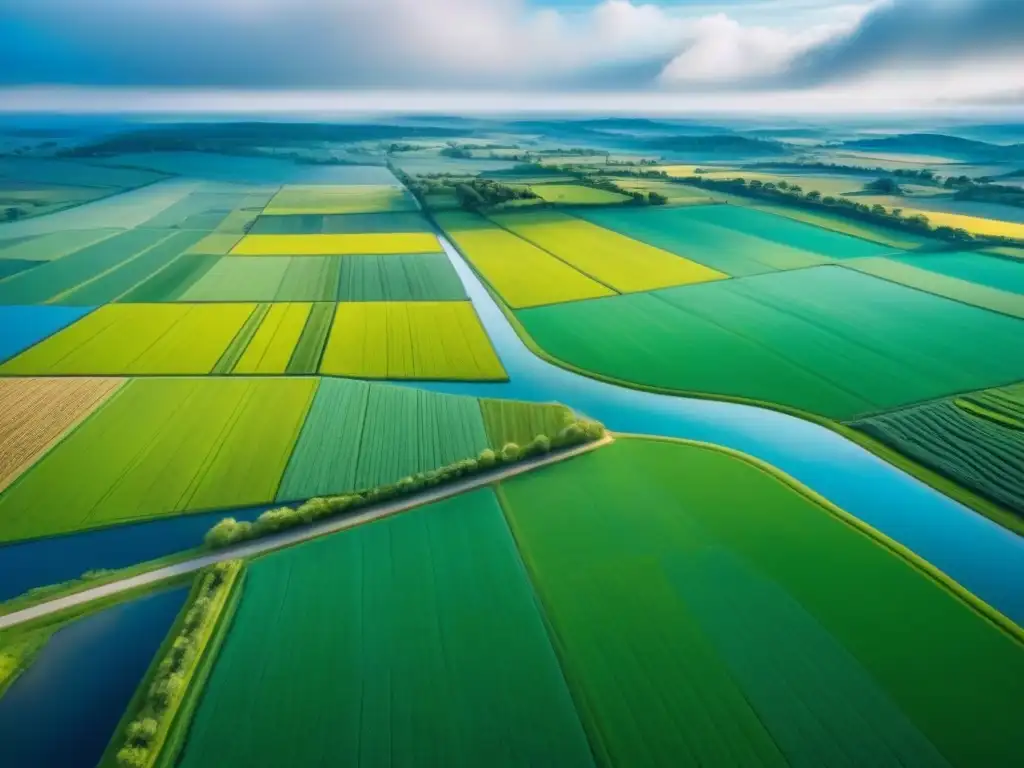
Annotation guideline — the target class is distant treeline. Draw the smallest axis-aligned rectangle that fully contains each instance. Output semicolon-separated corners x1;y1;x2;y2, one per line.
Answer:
745;162;943;184
681;175;1024;246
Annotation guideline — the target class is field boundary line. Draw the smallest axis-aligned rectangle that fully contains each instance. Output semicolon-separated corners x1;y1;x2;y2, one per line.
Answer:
0;435;613;630
614;433;1024;644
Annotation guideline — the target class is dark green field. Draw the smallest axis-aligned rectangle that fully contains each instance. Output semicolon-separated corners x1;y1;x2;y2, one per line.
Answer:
500;438;1024;768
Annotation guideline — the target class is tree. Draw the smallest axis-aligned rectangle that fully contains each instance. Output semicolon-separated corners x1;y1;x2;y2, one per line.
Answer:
864;177;902;195
805;190;821;202
647;191;668;205
454;184;486;211
500;442;521;462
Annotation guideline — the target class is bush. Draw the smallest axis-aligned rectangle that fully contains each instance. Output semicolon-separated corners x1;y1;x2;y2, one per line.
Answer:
478;448;497;468
555;423;585;447
527;434;552;456
203;518;251;548
501;442;521;462
116;746;149;768
126;718;158;747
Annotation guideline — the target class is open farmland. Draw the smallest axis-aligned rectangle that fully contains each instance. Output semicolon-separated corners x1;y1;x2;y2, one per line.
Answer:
517;266;1024;420
249;211;432;234
436;211;614;308
335;253;467;301
851;383;1024;523
530;184;629;204
499;438;1024;768
743;202;936;250
229;232;442;256
177;257;345;302
0;377;123;493
576;205;834;277
490;210;727;293
840;256;1024;319
898;209;1024;239
0;377;316;543
176;489;594;768
0;303;255;375
0;229;120;262
613;178;718;205
319;301;506;380
231;303;311;374
276;378;573;501
262;184;417;215
0;228;184;304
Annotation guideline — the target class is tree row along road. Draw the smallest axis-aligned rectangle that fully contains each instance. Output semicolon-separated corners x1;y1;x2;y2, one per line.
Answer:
0;435;614;631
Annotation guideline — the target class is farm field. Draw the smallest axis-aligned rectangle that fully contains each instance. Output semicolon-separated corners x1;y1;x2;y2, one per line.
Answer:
851;383;1024;522
262;184;417;215
744;202;937;250
231;303;311;374
529;183;629;204
613;177;718;204
436;211;614;308
0;303;255;375
249;211;431;235
899;208;1024;239
0;377;124;493
517;266;1024;420
335;253;467;301
319;301;506;380
0;377;316;543
839;258;1024;319
882;251;1024;295
277;377;572;501
499;438;1024;768
229;232;442;256
576;205;833;277
175;489;594;768
0;229;120;262
490;210;727;293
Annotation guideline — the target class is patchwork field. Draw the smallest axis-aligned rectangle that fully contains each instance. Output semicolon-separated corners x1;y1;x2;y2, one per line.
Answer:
499;438;1024;768
229;233;442;256
0;377;123;493
490;210;727;293
0;303;255;375
436;211;614;308
277;378;572;501
177;257;340;302
840;258;1024;319
530;184;629;204
175;489;594;768
262;184;417;215
0;229;121;262
231;303;311;374
249;211;431;235
517;266;1024;419
852;383;1024;522
319;301;506;380
576;205;834;277
335;253;466;301
0;377;316;543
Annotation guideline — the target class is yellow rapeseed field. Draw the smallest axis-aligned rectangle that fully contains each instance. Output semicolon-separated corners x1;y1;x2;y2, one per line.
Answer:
901;209;1024;240
233;303;312;374
229;233;442;256
490;211;727;293
319;301;506;380
437;211;613;308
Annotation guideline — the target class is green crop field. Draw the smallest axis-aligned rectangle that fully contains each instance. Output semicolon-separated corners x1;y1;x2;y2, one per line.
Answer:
530;184;629;204
262;184;417;215
0;229;121;262
842;257;1024;319
0;228;174;304
436;211;614;308
249;211;432;234
575;205;834;277
499;438;1024;768
491;210;727;293
117;255;220;302
335;253;467;301
852;383;1024;519
480;398;574;447
0;377;316;542
887;252;1024;295
744;202;936;250
319;301;507;380
175;489;594;768
277;378;488;501
177;257;343;302
0;303;254;375
517;266;1024;420
285;302;334;374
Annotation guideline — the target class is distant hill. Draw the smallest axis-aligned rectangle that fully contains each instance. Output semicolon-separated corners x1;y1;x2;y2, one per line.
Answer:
838;133;1024;162
643;134;786;155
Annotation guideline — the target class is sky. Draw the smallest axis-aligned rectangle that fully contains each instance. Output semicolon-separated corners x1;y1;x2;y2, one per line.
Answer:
0;0;1022;116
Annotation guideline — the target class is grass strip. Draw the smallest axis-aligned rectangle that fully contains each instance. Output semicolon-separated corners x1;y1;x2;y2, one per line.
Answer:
285;302;334;374
211;304;268;374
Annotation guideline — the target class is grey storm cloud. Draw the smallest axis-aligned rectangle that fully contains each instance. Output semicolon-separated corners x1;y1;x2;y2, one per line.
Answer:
784;0;1024;86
